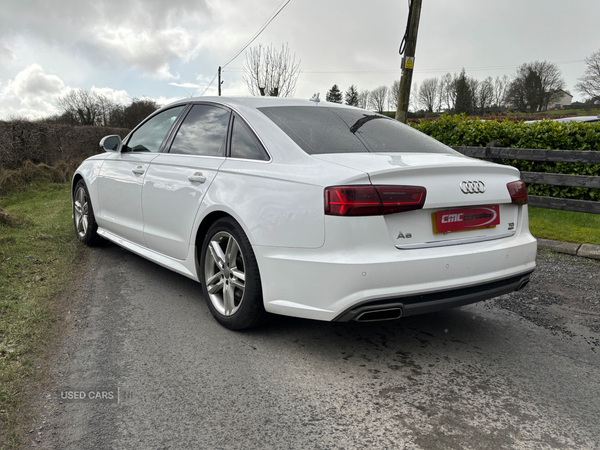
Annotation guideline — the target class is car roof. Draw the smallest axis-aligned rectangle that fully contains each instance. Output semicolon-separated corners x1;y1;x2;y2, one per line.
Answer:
162;96;358;111
552;115;600;123
524;115;600;124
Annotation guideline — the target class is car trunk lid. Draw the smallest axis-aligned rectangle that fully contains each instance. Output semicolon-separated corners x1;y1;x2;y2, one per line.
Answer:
314;152;524;249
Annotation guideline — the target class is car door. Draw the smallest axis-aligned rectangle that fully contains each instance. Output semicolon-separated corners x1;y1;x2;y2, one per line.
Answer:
141;104;231;259
97;105;186;246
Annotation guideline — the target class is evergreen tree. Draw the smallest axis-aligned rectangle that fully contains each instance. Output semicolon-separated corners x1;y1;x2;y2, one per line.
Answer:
344;85;359;106
326;84;343;103
454;69;473;115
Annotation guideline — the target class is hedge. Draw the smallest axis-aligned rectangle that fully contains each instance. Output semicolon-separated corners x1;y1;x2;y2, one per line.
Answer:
0;121;130;170
410;115;600;201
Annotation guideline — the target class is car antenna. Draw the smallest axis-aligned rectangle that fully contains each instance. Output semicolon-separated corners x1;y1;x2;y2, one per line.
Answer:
309;93;320;103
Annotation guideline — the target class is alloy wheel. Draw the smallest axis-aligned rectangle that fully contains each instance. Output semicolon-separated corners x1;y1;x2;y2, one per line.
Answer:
204;231;246;316
74;186;89;238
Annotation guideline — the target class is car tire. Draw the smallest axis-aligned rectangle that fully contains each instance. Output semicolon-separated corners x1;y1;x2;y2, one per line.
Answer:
200;217;270;330
73;179;102;246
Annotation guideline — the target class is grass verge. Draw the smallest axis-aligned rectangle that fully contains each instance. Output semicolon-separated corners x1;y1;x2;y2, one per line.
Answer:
528;207;600;245
0;181;81;449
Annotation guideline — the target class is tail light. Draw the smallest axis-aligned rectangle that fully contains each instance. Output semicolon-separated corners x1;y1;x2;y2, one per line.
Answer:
507;180;528;205
325;185;426;216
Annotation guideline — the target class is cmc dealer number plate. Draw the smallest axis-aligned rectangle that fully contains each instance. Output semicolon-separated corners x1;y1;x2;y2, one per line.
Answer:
432;205;501;234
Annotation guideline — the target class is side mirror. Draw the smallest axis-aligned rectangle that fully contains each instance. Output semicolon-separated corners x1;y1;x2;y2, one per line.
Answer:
100;135;122;152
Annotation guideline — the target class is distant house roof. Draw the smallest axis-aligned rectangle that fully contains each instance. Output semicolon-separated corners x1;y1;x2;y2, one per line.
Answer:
555;89;573;98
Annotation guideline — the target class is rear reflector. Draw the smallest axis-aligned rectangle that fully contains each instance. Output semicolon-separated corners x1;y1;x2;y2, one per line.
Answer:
507;180;528;205
325;185;426;216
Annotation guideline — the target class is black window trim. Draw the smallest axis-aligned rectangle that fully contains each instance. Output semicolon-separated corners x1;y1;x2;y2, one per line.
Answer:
121;100;273;162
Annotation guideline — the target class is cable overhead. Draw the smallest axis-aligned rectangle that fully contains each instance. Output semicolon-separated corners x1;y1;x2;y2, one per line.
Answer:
201;0;292;96
221;0;292;68
200;71;219;97
223;59;585;76
398;0;413;56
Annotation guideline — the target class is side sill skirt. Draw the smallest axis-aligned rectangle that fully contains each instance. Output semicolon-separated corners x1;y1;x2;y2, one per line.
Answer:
97;228;198;281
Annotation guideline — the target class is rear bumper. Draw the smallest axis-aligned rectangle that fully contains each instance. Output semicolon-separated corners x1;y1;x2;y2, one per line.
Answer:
333;271;533;322
255;231;537;322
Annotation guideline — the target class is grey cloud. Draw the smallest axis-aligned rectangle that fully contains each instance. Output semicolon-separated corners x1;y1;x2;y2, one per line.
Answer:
0;43;16;62
0;0;213;77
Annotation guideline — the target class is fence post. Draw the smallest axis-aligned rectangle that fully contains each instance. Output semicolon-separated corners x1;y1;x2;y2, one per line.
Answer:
486;141;503;165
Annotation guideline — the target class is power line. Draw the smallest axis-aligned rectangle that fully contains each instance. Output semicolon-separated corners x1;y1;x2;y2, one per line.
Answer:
221;0;292;68
224;59;585;76
199;71;219;97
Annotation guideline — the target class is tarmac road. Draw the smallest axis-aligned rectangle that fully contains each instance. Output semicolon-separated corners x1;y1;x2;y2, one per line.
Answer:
28;244;600;449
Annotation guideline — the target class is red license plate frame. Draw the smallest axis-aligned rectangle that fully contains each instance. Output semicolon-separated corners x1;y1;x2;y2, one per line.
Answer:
432;205;500;234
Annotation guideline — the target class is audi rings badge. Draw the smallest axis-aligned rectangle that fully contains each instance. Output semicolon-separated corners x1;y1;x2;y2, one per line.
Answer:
460;181;485;194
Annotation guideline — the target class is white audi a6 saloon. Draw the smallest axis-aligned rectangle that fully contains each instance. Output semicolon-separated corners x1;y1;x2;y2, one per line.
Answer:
72;97;537;329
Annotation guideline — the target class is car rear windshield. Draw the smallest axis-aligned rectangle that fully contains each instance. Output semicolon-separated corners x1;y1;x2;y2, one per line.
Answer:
258;106;453;155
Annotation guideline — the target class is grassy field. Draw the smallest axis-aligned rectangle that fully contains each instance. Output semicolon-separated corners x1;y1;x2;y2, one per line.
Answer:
0;182;82;448
528;207;600;245
537;108;600;117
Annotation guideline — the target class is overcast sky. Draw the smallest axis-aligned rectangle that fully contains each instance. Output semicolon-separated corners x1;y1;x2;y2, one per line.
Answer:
1;0;599;119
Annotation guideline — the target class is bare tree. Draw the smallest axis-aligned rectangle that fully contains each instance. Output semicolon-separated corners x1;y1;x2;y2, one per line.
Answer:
369;86;388;113
96;95;118;127
358;89;370;109
506;61;565;111
439;73;457;112
56;89;103;126
243;43;300;97
418;78;439;113
575;49;600;102
475;76;494;114
388;80;400;111
410;82;419;112
492;75;509;107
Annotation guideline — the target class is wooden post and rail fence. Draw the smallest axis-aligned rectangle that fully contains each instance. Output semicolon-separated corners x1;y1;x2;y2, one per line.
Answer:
451;144;600;215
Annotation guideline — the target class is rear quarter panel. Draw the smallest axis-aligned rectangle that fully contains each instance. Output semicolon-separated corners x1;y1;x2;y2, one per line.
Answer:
197;157;370;249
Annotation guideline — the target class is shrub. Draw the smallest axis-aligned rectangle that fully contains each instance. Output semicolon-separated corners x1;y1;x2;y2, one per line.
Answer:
0;120;130;169
410;115;600;201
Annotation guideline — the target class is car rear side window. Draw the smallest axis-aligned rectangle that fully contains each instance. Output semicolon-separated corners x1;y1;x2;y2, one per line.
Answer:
170;105;231;157
230;117;269;161
259;106;452;155
125;106;186;153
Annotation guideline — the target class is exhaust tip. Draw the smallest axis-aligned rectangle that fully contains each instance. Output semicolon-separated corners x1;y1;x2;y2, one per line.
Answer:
517;279;530;291
354;308;402;322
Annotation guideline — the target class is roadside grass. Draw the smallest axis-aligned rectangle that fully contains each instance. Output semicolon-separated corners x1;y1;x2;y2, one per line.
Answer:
0;181;81;449
528;207;600;245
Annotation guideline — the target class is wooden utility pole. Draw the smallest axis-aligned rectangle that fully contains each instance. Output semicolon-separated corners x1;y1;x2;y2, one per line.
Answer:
218;66;222;96
395;0;422;123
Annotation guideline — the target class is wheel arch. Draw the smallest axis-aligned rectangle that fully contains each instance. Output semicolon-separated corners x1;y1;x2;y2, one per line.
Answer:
193;211;265;293
194;211;232;251
72;173;84;199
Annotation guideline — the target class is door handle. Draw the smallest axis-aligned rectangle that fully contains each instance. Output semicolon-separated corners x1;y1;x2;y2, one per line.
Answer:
188;172;207;184
132;166;145;176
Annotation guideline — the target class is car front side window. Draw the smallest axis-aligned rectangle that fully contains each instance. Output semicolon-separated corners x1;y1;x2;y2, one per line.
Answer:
125;106;186;153
169;105;231;157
